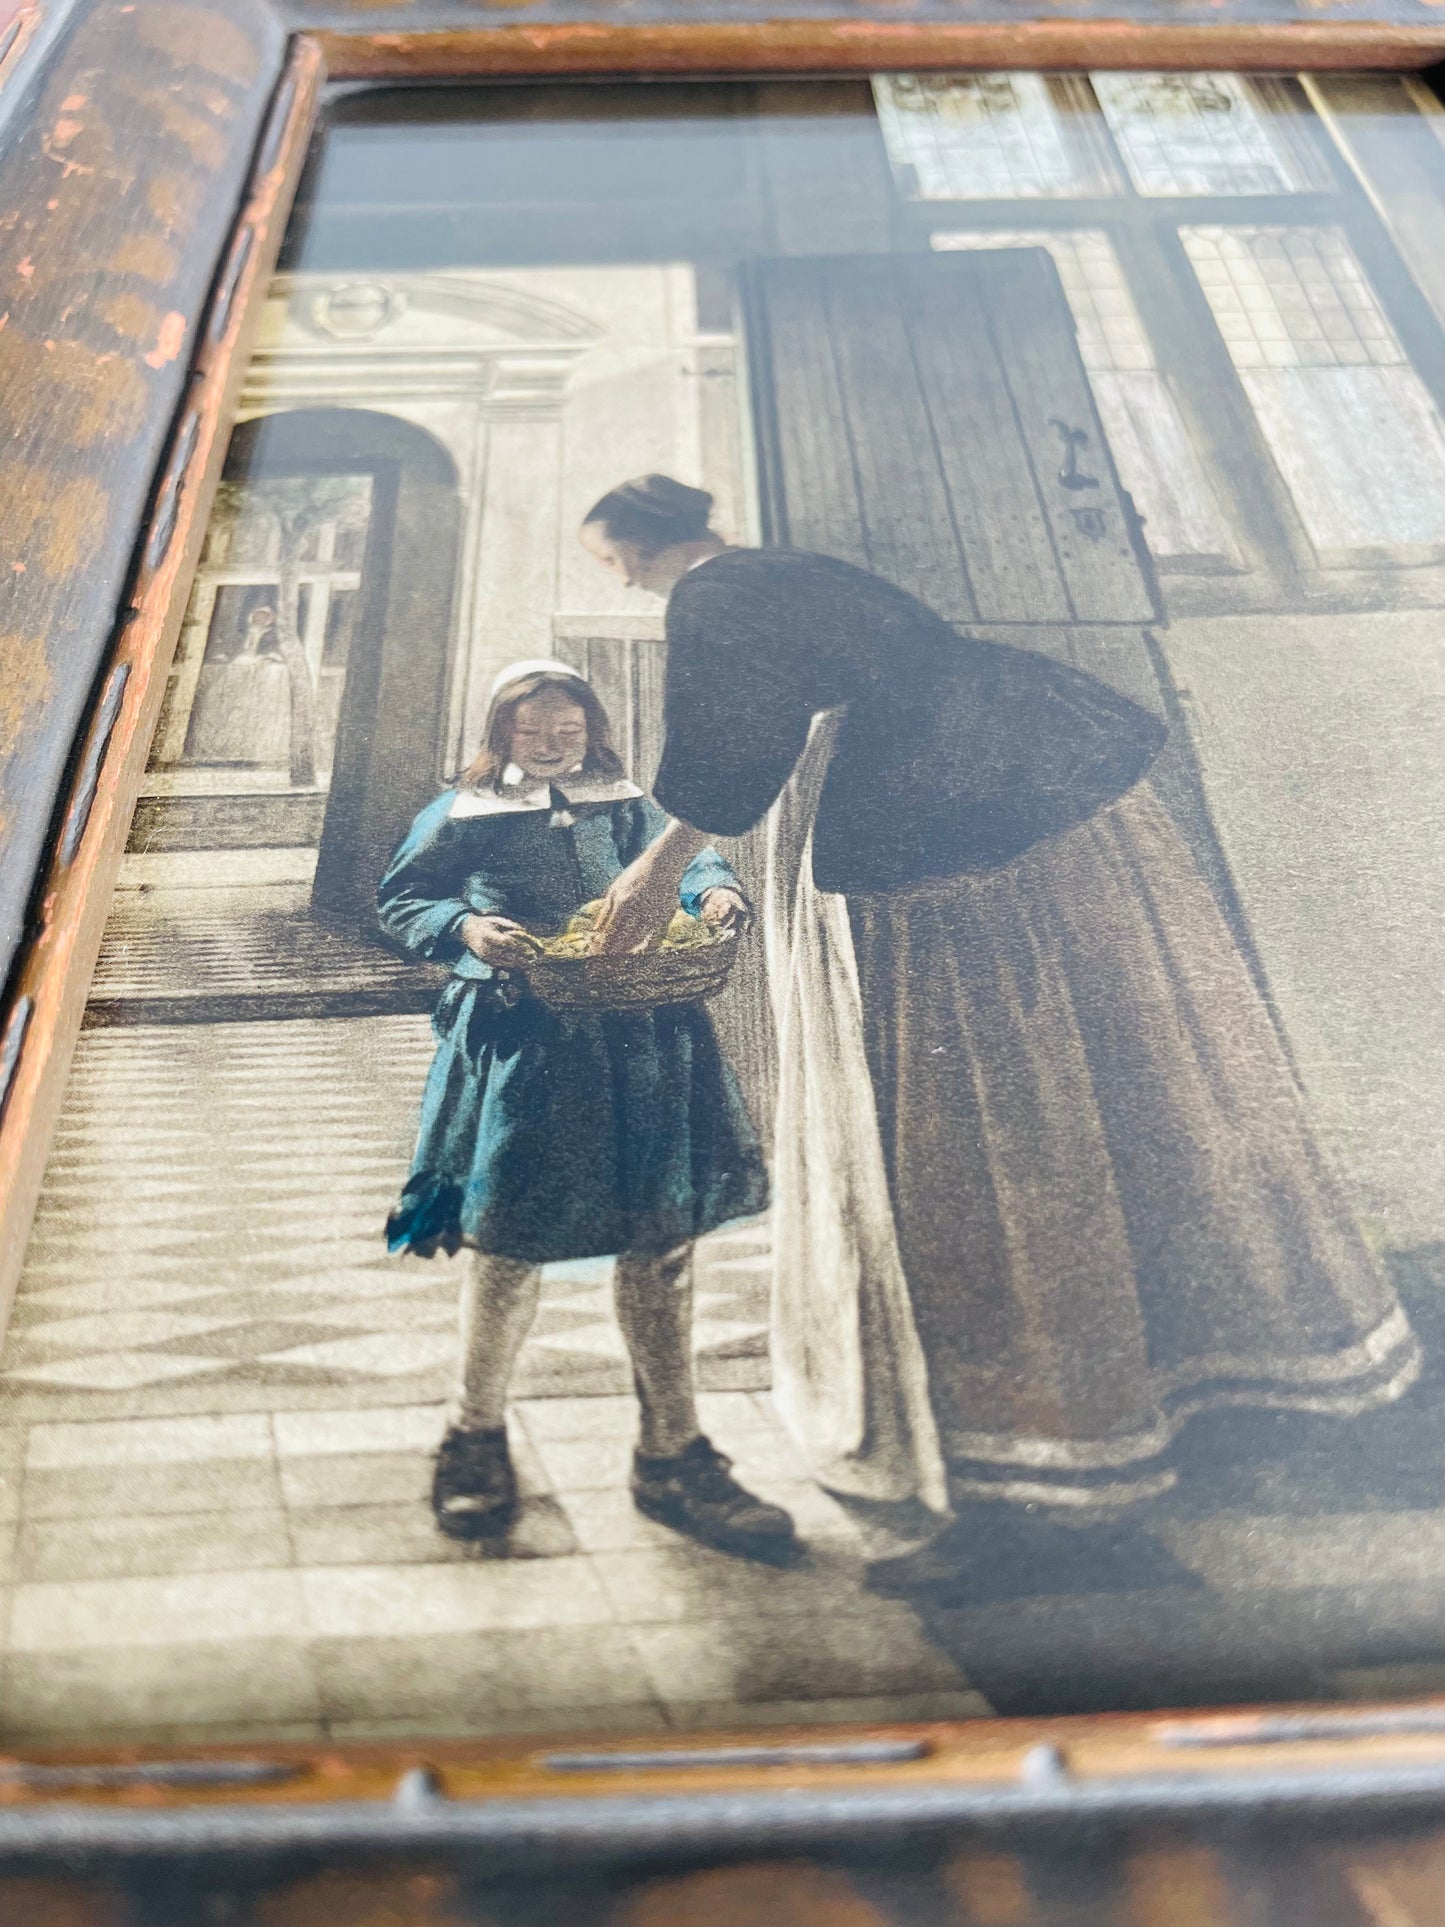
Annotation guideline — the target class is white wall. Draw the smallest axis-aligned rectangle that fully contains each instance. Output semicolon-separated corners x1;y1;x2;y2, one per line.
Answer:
242;264;728;776
1162;611;1445;1248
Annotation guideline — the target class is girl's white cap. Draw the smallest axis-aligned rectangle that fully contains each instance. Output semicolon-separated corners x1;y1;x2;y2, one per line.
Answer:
487;658;587;705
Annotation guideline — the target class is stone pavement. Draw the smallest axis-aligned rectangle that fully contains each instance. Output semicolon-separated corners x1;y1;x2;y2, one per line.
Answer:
5;1013;1445;1746
0;1017;979;1745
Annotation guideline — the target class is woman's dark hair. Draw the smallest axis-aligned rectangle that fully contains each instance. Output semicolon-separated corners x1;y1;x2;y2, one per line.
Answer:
460;673;625;792
583;474;715;554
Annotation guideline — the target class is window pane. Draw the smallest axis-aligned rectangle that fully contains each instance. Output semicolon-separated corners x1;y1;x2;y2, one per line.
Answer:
935;228;1240;568
159;473;374;783
1180;225;1405;369
1093;74;1317;197
1184;224;1445;560
872;74;1103;200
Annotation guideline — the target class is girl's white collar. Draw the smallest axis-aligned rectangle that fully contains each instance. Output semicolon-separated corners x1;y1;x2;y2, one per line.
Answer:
451;765;644;818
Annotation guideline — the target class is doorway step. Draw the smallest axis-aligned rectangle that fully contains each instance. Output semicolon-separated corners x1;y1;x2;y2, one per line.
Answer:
84;893;444;1028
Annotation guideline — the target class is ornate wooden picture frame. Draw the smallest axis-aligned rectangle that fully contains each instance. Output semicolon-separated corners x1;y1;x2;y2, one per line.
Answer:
3;0;1445;1899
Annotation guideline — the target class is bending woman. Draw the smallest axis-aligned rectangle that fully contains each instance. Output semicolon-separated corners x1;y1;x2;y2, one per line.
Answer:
579;473;1420;1578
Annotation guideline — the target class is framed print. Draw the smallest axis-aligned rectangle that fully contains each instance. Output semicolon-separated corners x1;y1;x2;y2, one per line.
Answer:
7;0;1445;1897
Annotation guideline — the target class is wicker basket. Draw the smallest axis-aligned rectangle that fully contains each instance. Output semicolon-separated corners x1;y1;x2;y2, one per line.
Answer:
523;928;739;1013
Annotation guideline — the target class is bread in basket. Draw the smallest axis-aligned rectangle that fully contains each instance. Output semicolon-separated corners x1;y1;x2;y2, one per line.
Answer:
522;903;739;1012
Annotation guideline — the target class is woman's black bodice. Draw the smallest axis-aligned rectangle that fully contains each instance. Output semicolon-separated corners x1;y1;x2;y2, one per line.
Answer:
652;548;1166;895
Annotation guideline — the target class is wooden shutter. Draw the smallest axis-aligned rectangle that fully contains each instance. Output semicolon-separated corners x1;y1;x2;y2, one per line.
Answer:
744;249;1162;627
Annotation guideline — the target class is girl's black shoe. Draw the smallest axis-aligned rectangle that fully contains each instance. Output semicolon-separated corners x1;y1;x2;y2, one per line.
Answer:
432;1425;518;1540
631;1435;797;1562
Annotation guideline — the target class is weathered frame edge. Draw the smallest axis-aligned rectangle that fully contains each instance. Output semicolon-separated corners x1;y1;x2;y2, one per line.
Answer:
1;2;1444;1840
0;34;324;1317
314;16;1445;76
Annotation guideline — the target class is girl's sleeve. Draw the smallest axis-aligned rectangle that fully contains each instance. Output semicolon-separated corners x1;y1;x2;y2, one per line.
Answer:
376;796;475;963
625;798;741;915
652;570;815;837
679;844;740;916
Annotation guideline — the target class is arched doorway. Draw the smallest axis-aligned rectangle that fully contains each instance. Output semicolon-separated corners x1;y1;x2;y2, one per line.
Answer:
220;408;461;935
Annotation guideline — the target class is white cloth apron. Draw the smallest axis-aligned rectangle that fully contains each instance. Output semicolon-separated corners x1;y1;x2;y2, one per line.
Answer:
764;711;948;1513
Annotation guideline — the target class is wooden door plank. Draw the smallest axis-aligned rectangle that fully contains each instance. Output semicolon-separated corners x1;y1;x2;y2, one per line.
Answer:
898;252;1075;624
818;256;980;621
634;637;668;793
982;250;1162;623
585;639;635;784
746;261;873;569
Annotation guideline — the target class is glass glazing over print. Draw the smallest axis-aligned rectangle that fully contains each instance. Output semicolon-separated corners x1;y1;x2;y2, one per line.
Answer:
6;72;1445;1748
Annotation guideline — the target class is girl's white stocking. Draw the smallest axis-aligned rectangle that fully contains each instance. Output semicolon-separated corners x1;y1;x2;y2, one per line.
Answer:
614;1241;700;1457
456;1251;544;1432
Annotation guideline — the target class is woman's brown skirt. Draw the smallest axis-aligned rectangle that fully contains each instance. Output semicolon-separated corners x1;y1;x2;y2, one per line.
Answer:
848;782;1420;1510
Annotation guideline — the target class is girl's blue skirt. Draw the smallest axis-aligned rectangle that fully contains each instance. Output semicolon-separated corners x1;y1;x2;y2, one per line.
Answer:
387;978;769;1262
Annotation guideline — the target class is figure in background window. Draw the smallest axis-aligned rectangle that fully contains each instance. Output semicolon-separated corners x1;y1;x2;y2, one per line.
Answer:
378;660;790;1563
581;473;1422;1601
182;601;291;768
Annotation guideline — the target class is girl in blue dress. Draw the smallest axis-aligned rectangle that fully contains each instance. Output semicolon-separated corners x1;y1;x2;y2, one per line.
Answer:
378;659;786;1557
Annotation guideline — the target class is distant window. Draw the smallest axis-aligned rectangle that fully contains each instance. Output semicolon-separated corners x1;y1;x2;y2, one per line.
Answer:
935;228;1240;571
1183;224;1445;564
872;74;1114;201
159;471;375;785
1092;74;1324;197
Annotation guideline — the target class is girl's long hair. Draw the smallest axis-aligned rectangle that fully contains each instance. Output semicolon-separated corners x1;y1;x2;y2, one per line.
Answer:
459;672;626;792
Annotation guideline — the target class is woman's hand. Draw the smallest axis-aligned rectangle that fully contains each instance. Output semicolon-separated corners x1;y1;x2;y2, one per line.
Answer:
699;887;752;934
459;914;541;968
590;852;680;956
593;817;714;955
